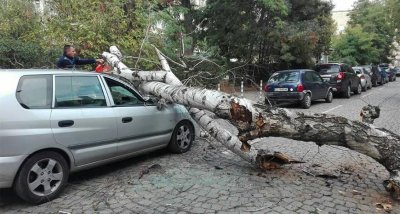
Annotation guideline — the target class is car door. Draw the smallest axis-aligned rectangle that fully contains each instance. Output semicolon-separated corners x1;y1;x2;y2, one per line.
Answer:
101;76;175;156
50;75;118;166
311;71;327;99
346;65;358;88
303;71;317;98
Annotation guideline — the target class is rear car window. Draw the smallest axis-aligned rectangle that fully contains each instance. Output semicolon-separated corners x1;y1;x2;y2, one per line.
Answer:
55;76;106;108
268;71;299;83
16;75;52;109
315;64;340;74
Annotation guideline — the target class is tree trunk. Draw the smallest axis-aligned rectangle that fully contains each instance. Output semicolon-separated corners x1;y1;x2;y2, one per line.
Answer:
102;48;400;199
102;49;295;170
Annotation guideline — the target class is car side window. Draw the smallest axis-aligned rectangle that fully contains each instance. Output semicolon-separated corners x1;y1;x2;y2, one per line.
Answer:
304;72;313;82
104;77;143;106
55;76;107;108
311;72;323;83
16;75;52;109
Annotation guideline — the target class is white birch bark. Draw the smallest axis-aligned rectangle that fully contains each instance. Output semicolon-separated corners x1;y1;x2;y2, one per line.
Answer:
102;49;291;169
103;47;400;199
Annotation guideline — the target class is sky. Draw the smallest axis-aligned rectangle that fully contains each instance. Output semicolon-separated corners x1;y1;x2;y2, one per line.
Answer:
332;0;357;11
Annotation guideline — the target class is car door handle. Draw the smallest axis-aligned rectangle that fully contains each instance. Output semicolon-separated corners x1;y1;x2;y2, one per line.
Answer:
122;117;133;123
58;120;74;128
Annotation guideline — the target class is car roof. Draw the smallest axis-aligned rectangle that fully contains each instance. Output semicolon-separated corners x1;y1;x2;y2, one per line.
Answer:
316;63;343;66
0;69;98;77
275;69;314;73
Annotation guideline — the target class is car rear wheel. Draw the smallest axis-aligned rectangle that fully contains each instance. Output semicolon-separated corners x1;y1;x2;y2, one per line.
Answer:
354;83;362;95
325;90;333;103
14;151;69;204
343;85;351;98
168;121;194;154
373;79;377;87
300;93;311;109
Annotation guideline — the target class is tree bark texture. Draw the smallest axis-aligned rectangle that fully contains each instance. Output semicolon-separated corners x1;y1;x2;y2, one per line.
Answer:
102;48;400;199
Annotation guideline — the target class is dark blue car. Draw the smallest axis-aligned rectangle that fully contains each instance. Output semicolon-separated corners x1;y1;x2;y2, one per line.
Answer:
264;69;334;109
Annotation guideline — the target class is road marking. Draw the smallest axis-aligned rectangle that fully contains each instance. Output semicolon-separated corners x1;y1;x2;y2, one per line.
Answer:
362;92;375;98
322;105;343;114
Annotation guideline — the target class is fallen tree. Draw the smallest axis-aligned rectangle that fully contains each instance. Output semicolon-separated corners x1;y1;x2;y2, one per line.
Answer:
102;46;400;199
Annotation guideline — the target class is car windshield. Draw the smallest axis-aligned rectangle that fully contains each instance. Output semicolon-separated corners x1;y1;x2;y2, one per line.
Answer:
268;71;300;84
315;64;340;74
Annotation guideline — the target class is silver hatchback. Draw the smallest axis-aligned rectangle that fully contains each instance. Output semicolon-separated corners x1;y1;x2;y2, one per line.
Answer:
0;70;196;203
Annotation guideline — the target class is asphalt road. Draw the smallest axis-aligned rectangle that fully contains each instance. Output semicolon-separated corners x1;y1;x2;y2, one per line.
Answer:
0;80;400;214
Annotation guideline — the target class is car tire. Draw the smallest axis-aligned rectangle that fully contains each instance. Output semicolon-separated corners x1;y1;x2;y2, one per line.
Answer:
343;84;351;98
14;151;69;204
354;83;362;95
372;80;377;87
168;121;194;154
362;83;367;92
325;90;333;103
300;93;311;109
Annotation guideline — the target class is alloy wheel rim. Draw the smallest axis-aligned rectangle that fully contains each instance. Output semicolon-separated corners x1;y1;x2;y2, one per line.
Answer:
306;95;311;107
176;125;192;149
347;86;351;97
27;158;63;197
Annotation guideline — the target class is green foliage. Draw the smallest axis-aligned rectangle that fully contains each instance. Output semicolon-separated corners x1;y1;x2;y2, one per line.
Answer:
332;25;380;66
197;0;334;70
345;0;396;63
0;0;335;76
0;0;49;68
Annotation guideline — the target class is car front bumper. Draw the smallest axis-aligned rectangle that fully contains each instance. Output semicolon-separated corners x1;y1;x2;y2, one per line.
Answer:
0;155;27;188
266;92;305;102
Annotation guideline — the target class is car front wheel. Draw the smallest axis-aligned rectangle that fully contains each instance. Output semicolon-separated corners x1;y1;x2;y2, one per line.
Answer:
14;151;69;204
168;121;194;153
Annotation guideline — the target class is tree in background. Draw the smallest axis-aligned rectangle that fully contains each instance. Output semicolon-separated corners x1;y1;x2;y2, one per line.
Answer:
282;0;335;68
197;0;334;72
332;25;380;65
0;0;335;75
42;0;158;69
0;0;47;68
341;0;396;64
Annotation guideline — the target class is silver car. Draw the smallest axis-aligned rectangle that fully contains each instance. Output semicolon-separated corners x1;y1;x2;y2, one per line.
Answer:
0;70;196;203
353;67;372;91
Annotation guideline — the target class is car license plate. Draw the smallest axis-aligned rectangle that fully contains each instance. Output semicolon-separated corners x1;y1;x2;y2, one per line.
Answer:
274;88;288;92
323;78;330;82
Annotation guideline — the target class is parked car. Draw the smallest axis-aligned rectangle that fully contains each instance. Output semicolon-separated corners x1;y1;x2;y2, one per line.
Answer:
315;63;362;98
379;67;389;84
360;65;382;86
353;67;372;91
394;67;400;76
386;68;397;81
378;64;390;83
0;70;196;204
264;69;334;109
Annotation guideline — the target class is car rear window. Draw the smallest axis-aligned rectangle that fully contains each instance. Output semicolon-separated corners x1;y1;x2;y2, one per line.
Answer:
268;71;300;83
315;64;340;74
16;75;52;109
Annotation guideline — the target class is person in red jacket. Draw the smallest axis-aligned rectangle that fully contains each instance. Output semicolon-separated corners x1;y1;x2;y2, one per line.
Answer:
57;45;103;69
